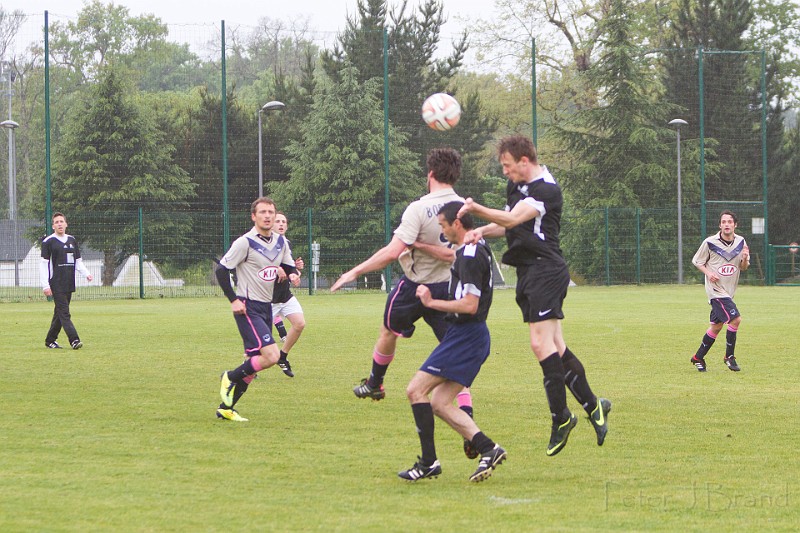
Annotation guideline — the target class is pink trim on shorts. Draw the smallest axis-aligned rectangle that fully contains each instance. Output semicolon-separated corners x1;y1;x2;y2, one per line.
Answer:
373;350;394;366
243;311;263;355
384;279;405;337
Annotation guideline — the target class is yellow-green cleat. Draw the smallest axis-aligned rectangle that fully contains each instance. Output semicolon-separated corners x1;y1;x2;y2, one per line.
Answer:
219;372;236;408
546;412;578;456
216;408;248;422
589;398;612;446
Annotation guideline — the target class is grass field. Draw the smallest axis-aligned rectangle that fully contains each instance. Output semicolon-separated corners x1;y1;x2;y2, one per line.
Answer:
2;285;798;532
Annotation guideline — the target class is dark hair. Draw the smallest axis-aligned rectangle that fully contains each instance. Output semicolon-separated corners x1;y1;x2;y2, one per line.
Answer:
720;210;738;224
426;148;462;185
52;212;66;222
251;197;276;214
498;135;537;163
438;201;474;230
276;211;288;222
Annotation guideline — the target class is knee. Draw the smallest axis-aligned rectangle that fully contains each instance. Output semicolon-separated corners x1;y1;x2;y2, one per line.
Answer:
292;317;306;332
406;383;426;404
729;317;742;329
261;347;281;366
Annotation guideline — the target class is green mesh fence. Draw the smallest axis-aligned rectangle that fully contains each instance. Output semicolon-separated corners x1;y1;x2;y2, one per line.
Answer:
0;10;781;302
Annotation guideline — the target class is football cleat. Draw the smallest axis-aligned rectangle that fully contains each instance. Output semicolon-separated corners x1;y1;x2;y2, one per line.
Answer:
724;355;741;372
691;355;707;372
469;444;507;482
398;458;442;481
219;372;236;408
71;339;83;350
546;412;578;457
45;341;62;349
277;359;294;378
216;408;249;422
353;378;385;400
589;398;612;446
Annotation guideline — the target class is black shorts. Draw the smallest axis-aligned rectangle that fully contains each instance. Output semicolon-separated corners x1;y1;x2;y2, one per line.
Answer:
384;276;450;340
709;297;741;324
233;299;276;356
515;261;570;323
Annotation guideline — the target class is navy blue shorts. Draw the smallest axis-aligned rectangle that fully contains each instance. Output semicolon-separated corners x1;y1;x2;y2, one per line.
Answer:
709;297;740;324
233;299;276;356
515;261;570;323
384;276;450;340
419;321;491;387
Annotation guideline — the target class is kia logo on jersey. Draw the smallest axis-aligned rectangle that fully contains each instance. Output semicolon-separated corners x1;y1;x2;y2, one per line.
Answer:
718;264;737;276
258;266;280;281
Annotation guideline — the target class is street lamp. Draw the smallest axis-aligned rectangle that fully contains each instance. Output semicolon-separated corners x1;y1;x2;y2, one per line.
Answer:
257;100;285;198
1;119;19;286
669;118;688;284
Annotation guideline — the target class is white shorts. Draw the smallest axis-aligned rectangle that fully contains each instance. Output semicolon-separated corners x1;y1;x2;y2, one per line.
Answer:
272;296;303;321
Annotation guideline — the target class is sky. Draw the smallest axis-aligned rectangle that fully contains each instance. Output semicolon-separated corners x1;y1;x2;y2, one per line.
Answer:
12;0;491;37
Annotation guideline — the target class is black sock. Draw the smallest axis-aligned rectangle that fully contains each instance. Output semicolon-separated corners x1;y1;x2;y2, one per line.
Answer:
562;347;597;414
279;350;289;361
410;403;437;465
459;405;474;419
540;352;569;424
470;431;496;455
695;333;716;359
227;358;257;383
275;320;288;338
231;380;249;407
726;329;737;358
368;361;390;388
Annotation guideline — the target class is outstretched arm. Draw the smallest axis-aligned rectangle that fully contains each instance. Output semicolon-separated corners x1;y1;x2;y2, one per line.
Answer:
330;236;408;292
411;240;455;263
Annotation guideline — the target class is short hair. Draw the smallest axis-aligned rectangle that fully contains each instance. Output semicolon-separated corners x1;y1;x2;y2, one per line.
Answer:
52;212;66;222
438;201;474;230
427;148;462;185
720;210;738;224
498;135;537;163
275;211;288;222
251;197;276;214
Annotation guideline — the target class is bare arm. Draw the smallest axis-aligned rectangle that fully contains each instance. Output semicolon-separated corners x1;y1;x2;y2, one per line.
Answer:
459;197;540;229
411;240;455;263
416;285;479;315
330;236;408;292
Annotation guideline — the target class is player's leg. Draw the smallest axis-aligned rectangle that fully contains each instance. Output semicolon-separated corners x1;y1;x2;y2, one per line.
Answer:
692;300;727;371
274;315;288;341
724;312;742;371
354;326;397;400
276;298;305;377
398;370;444;481
45;298;63;348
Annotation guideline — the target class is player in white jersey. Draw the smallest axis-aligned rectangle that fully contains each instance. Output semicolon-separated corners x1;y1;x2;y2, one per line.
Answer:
690;210;750;372
215;197;299;422
330;148;479;454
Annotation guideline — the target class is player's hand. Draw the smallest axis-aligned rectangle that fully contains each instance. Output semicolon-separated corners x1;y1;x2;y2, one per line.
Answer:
86;274;93;282
295;257;305;270
231;298;246;315
458;198;476;218
43;287;52;297
276;267;287;282
330;270;357;292
708;272;720;283
741;245;750;262
463;228;482;245
289;273;301;287
416;285;432;306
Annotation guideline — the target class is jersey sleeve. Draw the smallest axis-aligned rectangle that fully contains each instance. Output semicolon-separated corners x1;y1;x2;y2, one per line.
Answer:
41;238;51;260
457;244;490;297
219;236;248;269
393;203;421;246
692;239;710;267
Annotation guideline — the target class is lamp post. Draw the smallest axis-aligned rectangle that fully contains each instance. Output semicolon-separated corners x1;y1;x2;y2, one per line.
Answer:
1;118;19;286
669;118;688;284
257;100;285;198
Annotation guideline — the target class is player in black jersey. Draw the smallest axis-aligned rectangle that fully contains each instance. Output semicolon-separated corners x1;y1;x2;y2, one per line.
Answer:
459;135;611;456
40;212;93;349
399;201;506;483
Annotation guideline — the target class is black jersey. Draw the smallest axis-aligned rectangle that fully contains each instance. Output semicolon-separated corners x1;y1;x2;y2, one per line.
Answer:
501;167;567;267
41;234;82;293
272;278;292;304
448;240;494;324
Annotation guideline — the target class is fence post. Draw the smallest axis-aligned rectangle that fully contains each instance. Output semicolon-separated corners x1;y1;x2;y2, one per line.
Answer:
635;208;641;284
531;38;537;145
604;207;610;286
138;207;144;299
221;21;230;250
382;28;391;293
307;207;313;296
44;11;52;225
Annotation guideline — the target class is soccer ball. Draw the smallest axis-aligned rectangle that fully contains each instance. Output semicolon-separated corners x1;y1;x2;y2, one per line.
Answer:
421;93;461;131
